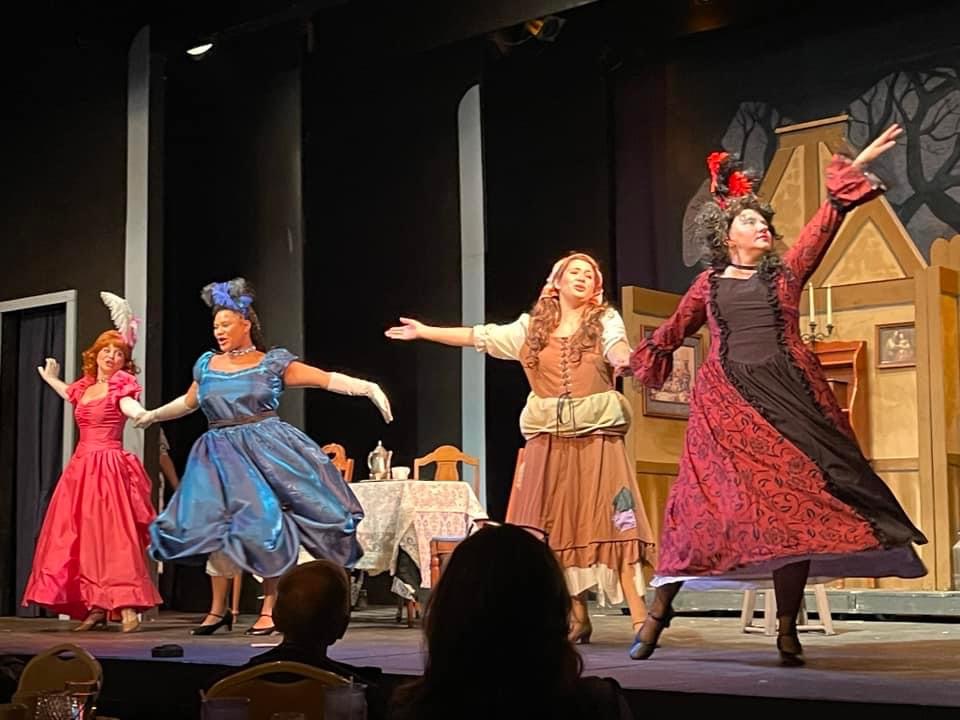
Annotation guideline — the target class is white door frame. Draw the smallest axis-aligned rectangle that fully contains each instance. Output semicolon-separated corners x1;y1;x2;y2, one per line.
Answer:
0;290;78;471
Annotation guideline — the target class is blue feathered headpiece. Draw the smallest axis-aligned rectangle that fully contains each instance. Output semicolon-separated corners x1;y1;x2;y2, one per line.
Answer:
201;278;255;317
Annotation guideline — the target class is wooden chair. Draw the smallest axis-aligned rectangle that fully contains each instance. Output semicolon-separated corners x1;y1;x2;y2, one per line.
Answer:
205;661;349;720
740;583;836;636
321;443;355;482
413;444;480;497
398;446;479;626
13;643;102;716
430;448;523;589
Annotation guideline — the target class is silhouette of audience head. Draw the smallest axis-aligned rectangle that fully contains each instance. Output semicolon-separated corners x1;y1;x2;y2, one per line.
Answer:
274;559;351;647
397;523;582;718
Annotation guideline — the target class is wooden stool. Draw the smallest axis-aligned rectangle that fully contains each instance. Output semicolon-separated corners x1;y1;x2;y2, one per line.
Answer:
740;583;836;636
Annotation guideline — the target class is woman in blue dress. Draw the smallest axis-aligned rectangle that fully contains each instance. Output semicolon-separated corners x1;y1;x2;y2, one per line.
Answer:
136;278;392;635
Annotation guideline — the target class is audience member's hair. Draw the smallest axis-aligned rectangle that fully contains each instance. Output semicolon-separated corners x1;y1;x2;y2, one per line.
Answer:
393;524;582;719
273;560;351;645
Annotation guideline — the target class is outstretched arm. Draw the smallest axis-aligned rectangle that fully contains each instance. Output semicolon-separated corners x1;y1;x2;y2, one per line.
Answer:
284;361;393;423
783;124;900;285
630;274;708;389
607;340;632;373
385;318;474;347
37;358;69;401
133;383;200;429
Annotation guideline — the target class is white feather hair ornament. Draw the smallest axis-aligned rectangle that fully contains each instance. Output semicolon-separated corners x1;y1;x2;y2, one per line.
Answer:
99;291;140;348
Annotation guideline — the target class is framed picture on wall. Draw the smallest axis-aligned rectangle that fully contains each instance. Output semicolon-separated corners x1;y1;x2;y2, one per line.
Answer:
640;327;704;419
875;322;916;369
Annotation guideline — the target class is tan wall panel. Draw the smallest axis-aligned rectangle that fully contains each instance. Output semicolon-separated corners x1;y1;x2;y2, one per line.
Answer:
939;297;960;453
824;218;907;285
949;460;960;589
819;305;918;459
874;467;932;590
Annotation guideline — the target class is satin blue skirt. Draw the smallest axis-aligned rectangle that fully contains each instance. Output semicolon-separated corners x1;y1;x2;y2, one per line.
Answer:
149;417;363;578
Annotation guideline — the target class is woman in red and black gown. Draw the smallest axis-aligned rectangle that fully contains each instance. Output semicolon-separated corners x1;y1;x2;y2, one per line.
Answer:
629;124;926;665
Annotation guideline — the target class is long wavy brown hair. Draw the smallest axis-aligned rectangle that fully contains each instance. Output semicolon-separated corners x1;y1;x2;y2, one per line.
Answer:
81;330;138;377
525;253;608;371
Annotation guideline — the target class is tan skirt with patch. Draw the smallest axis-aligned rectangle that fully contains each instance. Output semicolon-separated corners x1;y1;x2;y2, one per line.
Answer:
506;432;656;604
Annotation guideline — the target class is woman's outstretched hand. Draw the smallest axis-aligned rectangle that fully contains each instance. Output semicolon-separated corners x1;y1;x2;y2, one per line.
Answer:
853;123;902;169
385;317;423;341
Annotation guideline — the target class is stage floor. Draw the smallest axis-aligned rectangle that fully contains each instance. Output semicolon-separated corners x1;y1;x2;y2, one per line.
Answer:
2;608;959;710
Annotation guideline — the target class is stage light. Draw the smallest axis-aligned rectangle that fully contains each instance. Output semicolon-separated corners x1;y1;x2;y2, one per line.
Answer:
186;42;214;59
524;16;565;42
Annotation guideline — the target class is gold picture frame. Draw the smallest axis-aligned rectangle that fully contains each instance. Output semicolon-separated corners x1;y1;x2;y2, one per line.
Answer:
875;321;916;369
640;326;705;419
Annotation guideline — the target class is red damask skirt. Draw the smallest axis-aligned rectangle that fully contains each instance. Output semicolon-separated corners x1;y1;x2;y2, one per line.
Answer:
655;353;926;586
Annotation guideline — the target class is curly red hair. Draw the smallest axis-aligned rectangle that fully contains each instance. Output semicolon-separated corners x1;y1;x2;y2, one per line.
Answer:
81;330;139;377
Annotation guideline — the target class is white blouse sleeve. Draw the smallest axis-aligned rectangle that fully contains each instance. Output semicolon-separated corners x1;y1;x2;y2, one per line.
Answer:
601;308;629;359
472;314;530;361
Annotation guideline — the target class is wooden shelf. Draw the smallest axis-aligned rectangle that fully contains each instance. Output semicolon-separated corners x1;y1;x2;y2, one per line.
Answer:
810;340;869;453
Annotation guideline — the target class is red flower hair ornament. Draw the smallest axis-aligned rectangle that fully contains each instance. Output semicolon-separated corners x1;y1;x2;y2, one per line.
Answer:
706;151;754;208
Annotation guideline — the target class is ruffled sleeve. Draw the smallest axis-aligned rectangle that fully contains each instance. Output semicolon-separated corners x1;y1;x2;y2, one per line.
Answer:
600;308;629;358
630;272;709;389
473;314;530;361
192;351;215;383
263;348;298;378
783;155;884;285
109;370;142;401
65;376;94;405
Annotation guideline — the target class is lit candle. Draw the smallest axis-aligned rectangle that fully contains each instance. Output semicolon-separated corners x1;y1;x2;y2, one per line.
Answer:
826;285;833;326
808;282;816;324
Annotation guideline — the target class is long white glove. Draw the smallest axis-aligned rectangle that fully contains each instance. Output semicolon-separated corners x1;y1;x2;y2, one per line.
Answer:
37;358;69;401
133;395;197;429
119;396;148;421
328;372;393;423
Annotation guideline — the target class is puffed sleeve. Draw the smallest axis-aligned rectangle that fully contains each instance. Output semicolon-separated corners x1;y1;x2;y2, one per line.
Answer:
630;272;709;389
65;377;93;405
263;347;299;377
109;370;142;401
600;308;629;359
472;314;530;361
192;351;215;383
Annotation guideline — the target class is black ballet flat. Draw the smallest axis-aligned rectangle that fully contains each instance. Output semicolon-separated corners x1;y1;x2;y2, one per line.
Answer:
628;607;675;660
777;632;805;667
244;614;276;636
191;612;233;636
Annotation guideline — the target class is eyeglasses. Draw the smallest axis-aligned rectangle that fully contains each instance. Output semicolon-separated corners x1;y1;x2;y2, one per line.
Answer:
470;519;550;542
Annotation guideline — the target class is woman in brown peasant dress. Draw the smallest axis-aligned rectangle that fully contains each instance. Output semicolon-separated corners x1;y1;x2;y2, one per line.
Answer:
387;253;655;641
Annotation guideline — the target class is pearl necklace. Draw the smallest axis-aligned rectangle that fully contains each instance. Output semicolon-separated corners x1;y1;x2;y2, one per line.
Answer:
228;345;257;356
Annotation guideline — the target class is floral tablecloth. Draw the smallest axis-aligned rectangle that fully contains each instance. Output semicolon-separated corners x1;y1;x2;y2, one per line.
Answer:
351;480;487;589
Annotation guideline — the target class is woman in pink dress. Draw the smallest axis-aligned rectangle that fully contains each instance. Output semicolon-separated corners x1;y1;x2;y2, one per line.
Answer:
22;294;160;632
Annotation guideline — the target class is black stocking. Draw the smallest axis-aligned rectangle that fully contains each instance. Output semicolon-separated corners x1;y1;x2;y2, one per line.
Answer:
773;560;810;634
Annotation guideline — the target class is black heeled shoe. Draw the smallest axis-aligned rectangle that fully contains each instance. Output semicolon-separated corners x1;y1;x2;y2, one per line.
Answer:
568;619;593;645
191;612;233;636
777;632;805;666
244;614;276;636
628;607;675;660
